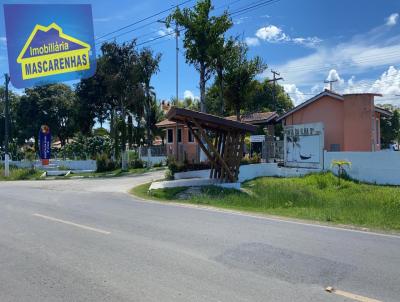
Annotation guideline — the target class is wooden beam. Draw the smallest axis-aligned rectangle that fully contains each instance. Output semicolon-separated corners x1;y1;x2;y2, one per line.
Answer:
191;118;236;182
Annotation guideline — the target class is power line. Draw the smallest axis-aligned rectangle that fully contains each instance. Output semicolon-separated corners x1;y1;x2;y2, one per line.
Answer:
95;0;193;41
132;0;281;48
95;0;253;46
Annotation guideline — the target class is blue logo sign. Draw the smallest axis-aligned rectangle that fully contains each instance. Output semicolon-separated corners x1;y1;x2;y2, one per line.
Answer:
3;4;96;88
39;125;51;160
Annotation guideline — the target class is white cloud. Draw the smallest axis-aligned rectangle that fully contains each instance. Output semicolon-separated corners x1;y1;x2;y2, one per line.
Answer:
292;36;322;48
248;25;321;48
245;37;260;47
283;84;306;106
386;13;399;26
157;27;174;38
271;26;400;86
234;16;248;25
343;66;400;101
184;90;199;100
256;25;288;42
325;69;345;89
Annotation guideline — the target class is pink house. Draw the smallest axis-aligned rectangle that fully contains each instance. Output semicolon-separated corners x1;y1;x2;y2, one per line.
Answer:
277;90;392;151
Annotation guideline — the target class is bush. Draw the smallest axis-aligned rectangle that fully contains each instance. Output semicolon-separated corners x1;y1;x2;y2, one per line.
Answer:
96;154;117;172
129;158;144;169
153;161;164;168
241;153;261;165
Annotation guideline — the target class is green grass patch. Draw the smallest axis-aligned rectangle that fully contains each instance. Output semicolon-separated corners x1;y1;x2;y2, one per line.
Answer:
0;167;44;181
132;183;187;200
131;172;400;231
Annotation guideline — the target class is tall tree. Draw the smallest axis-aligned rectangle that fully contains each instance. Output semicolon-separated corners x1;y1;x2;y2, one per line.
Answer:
75;57;112;134
15;84;77;151
224;41;267;120
210;37;236;115
101;41;143;169
137;48;161;146
167;0;232;112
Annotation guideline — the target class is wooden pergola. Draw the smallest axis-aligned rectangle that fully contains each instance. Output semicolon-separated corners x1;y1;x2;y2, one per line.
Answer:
166;107;257;183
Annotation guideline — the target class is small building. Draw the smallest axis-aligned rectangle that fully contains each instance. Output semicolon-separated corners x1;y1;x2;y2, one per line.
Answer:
277;90;392;152
155;119;200;163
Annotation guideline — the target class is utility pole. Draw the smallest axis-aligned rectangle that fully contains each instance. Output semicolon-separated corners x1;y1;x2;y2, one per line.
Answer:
158;18;179;103
324;79;338;91
175;21;179;103
3;73;10;177
266;70;283;106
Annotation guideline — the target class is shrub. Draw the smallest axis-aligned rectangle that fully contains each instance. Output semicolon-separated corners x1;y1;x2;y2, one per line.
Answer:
153;161;164;168
241;153;261;165
129;158;144;169
96;154;117;173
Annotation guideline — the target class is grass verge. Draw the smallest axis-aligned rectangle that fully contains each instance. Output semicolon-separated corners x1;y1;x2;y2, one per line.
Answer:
131;172;400;231
0;167;44;181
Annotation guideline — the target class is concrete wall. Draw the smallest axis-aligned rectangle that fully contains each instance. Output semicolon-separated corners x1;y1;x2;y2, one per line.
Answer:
284;95;344;151
343;94;375;151
174;163;317;183
1;160;96;171
324;151;400;185
142;156;166;166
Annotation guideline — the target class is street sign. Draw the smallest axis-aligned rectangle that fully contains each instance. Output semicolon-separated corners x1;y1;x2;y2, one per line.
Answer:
39;125;51;165
3;4;96;88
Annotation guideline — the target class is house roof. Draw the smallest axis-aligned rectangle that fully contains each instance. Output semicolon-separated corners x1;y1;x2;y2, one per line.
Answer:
155;119;181;128
375;106;393;117
277;89;387;122
277;90;344;122
226;111;278;124
166;107;258;133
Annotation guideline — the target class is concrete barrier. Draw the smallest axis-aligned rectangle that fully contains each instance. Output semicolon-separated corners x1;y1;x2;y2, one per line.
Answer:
1;160;96;171
324;150;400;185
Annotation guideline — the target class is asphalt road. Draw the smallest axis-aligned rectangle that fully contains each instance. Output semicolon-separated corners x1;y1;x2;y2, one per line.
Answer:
0;171;399;302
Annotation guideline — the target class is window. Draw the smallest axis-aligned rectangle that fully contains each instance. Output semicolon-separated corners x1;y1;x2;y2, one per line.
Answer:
177;128;182;143
167;129;173;143
188;129;194;142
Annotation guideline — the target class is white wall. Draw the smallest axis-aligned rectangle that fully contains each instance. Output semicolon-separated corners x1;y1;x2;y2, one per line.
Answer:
142;156;166;166
1;160;96;171
324;151;400;185
174;163;317;183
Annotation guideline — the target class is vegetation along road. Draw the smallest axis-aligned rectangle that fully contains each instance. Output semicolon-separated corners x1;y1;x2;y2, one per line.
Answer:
0;171;399;302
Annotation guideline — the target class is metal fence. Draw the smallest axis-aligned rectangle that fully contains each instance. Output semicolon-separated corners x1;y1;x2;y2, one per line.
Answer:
139;145;167;157
263;140;284;163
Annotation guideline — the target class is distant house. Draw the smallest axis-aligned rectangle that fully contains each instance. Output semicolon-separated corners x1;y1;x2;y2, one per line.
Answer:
277;89;392;152
155;119;200;163
226;111;278;135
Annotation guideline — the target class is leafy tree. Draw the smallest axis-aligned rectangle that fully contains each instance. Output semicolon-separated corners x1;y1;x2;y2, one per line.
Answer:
75;57;111;134
381;109;400;147
100;41;144;169
167;0;232;112
224;41;267;120
15;84;77;152
210;37;236;115
249;79;294;114
0;87;20;157
137;48;162;146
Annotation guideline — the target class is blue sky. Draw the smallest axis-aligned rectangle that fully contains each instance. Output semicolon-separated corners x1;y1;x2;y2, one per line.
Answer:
1;0;400;106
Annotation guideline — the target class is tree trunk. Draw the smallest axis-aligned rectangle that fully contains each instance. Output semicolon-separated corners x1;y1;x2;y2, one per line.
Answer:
217;66;224;115
145;83;152;147
200;62;206;113
120;103;128;171
127;115;133;149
